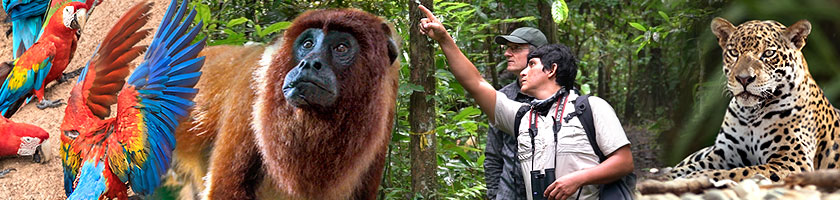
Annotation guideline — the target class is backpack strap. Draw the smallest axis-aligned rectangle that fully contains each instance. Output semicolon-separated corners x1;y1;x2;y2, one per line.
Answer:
513;105;531;136
571;95;606;162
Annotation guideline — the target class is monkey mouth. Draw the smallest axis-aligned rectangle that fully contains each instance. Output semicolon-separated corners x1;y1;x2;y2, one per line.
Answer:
283;80;337;108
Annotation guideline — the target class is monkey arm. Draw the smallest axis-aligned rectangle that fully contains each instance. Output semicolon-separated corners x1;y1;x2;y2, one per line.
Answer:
203;125;262;200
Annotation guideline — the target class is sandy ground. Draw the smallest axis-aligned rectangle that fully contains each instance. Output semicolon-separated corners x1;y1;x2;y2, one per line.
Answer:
0;0;170;198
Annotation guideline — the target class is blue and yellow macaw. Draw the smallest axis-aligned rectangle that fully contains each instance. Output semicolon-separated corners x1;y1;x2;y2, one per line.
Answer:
59;0;205;199
2;0;50;58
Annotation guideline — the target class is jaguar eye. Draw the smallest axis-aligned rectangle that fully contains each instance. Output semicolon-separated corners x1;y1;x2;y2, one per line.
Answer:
727;49;739;57
302;40;314;49
64;130;79;139
334;44;348;53
762;49;776;58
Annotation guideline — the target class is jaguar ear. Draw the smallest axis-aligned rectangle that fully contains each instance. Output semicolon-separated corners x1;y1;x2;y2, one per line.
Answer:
711;17;736;49
784;20;811;50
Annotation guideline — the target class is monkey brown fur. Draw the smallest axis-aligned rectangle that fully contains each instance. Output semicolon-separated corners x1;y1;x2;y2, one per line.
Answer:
172;9;399;200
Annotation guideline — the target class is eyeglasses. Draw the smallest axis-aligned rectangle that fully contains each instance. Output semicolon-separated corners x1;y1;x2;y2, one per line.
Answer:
504;44;528;53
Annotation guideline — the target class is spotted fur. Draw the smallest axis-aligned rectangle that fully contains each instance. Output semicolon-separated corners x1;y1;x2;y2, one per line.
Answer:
670;18;840;182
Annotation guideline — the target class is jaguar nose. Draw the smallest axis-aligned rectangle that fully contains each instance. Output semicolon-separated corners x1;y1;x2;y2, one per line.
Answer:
736;75;755;87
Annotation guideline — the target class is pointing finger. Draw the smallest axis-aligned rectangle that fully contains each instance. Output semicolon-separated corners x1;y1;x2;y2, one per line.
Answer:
418;5;437;22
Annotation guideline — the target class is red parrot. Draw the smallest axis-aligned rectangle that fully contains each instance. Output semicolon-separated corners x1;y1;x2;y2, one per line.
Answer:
60;0;206;199
0;116;50;178
0;1;88;117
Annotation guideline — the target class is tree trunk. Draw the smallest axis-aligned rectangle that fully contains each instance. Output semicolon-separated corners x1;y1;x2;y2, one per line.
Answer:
409;0;437;199
487;27;499;89
537;0;558;44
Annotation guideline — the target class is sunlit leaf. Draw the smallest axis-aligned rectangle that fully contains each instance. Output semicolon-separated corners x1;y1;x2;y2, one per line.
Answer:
629;22;647;31
551;0;568;23
259;21;292;37
658;11;670;22
226;17;249;27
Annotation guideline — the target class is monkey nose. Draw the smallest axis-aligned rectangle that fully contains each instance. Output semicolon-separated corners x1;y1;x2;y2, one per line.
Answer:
300;59;323;70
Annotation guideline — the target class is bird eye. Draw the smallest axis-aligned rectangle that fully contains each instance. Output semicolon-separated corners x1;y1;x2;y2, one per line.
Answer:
64;130;79;139
762;49;776;58
334;44;348;53
727;49;739;57
302;40;314;49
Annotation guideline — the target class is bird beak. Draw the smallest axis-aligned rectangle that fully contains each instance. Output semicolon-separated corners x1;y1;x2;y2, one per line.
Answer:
71;9;88;30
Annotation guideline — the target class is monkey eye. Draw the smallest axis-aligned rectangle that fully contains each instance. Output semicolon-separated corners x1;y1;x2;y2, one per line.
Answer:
334;44;348;53
302;40;314;49
64;130;79;139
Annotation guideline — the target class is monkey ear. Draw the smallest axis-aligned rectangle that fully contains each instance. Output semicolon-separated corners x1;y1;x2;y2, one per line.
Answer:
382;22;399;64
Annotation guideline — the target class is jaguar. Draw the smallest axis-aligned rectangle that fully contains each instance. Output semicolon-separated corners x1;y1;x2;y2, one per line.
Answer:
670;18;840;182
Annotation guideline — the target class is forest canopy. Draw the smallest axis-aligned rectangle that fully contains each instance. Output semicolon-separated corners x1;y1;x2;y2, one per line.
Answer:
188;0;840;199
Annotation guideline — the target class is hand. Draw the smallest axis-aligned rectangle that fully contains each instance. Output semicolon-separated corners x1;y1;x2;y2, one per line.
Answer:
417;5;450;42
544;171;585;200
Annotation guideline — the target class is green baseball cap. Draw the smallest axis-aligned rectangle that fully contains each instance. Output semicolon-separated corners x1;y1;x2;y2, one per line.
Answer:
494;27;548;47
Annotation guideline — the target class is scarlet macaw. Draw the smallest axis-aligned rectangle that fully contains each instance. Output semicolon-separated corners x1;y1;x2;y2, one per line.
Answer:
60;0;205;199
0;1;87;117
0;116;50;178
1;0;101;59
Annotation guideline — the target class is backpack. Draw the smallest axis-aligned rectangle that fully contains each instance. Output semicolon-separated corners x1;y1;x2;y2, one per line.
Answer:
513;94;636;200
569;95;636;200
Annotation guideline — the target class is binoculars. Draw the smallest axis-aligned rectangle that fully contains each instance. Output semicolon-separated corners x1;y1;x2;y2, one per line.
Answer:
530;168;555;200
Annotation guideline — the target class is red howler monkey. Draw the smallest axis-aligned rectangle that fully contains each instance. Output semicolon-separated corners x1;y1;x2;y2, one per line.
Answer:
171;9;399;199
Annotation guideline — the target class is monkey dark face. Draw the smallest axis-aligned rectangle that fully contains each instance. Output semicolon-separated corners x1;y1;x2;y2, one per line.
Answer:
283;28;360;109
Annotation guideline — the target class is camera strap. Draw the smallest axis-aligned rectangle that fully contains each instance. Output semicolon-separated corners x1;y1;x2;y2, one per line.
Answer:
527;92;569;171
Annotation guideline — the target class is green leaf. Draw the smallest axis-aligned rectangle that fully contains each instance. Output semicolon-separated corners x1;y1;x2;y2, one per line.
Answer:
551;0;569;24
629;22;647;32
194;3;211;29
658;11;670;22
254;24;263;36
632;35;645;43
635;41;647;55
442;2;470;12
453;107;481;121
226;17;249;27
581;84;591;94
259;21;292;37
398;83;425;96
501;16;537;23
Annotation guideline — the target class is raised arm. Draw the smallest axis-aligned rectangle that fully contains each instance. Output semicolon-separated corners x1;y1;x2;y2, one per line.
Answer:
417;5;499;122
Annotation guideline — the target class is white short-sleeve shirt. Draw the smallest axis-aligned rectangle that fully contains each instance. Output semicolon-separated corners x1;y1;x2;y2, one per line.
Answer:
491;90;630;200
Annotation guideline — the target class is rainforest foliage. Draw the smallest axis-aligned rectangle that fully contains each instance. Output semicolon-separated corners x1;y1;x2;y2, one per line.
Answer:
191;0;840;199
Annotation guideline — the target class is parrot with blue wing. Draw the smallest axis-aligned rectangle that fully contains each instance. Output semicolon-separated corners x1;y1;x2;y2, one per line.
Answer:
60;0;205;199
2;0;101;59
0;1;87;117
2;0;50;58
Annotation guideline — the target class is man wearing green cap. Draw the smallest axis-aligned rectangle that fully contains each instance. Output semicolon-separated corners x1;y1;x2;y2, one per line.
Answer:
485;27;547;200
419;5;633;200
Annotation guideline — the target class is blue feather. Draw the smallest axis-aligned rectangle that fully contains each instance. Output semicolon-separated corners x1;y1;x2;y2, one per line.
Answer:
0;57;52;114
122;0;206;195
166;73;201;87
3;0;49;58
67;161;108;200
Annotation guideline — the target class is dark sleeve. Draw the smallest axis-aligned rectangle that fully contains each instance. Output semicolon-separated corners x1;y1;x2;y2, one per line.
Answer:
484;126;503;199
